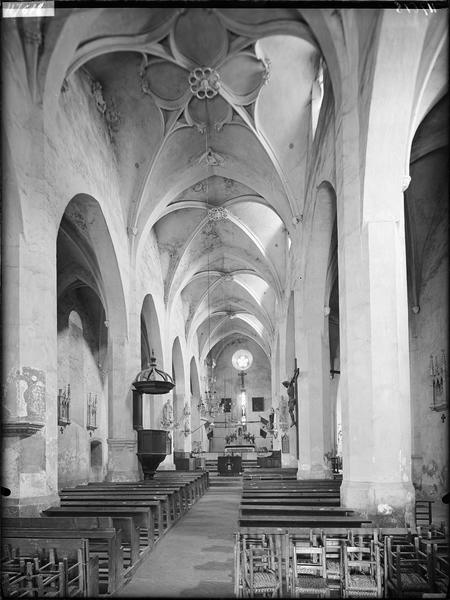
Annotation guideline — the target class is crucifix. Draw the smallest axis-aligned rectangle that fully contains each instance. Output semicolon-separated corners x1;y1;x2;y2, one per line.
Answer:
239;370;247;389
282;358;300;428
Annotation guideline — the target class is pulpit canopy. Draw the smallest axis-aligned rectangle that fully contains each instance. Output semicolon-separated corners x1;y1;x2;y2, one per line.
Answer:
132;353;175;395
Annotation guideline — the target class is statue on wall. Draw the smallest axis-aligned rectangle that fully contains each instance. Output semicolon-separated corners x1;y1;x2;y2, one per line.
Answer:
279;397;289;432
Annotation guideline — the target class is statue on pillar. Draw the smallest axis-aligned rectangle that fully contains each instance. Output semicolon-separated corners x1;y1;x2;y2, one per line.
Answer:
268;407;275;431
161;398;173;428
282;364;299;427
183;401;191;436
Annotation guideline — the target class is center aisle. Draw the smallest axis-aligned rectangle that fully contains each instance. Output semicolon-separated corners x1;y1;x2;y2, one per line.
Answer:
120;475;242;598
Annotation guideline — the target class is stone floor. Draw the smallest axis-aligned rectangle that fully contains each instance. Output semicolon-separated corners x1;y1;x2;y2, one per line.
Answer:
120;476;242;598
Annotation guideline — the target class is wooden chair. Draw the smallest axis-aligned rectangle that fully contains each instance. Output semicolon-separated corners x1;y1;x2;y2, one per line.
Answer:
432;550;449;594
342;541;382;598
1;539;98;597
289;544;330;598
321;530;348;589
416;539;449;594
385;537;434;597
236;532;280;598
242;544;282;597
1;548;88;597
415;501;434;527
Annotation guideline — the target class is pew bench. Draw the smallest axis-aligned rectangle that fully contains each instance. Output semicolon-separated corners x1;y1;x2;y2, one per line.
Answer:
155;470;209;496
241;497;341;507
78;486;181;520
154;471;209;498
40;508;147;591
60;490;171;529
57;495;164;543
239;514;373;528
84;481;190;514
239;504;355;517
243;489;341;497
242;494;341;506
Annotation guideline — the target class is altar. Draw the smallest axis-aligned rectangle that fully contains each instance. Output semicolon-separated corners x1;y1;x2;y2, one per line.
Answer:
224;444;256;453
224;431;256;454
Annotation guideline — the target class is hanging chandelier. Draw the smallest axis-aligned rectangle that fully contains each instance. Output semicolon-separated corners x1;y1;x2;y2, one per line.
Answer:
201;112;221;420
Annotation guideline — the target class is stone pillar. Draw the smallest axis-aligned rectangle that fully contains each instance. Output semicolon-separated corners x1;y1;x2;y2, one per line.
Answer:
106;333;140;481
270;348;282;453
296;289;331;479
2;97;61;514
336;10;427;525
2;211;60;515
278;310;297;468
305;321;333;478
339;218;415;524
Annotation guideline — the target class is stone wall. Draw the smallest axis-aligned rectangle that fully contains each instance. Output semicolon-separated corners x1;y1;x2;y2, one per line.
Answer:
407;146;448;500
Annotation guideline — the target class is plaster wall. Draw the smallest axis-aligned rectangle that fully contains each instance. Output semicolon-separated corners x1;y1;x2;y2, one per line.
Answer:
57;312;108;488
407;147;448;500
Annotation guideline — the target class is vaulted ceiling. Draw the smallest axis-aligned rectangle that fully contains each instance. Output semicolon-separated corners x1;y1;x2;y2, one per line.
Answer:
69;8;322;361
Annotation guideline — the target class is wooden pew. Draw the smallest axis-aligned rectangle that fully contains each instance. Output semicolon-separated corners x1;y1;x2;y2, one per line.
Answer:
239;504;355;517
86;480;194;511
242;491;340;498
2;534;101;596
243;479;341;486
242;494;340;506
84;480;191;512
241;497;340;507
149;474;200;502
60;489;171;529
79;485;182;520
154;471;209;498
155;469;209;489
239;514;372;528
41;507;147;590
242;489;340;496
243;483;340;490
57;495;162;543
243;468;297;480
2;516;113;530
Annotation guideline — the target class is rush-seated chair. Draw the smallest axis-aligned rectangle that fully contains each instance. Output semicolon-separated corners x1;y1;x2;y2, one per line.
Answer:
342;541;382;598
242;545;282;598
289;545;330;598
